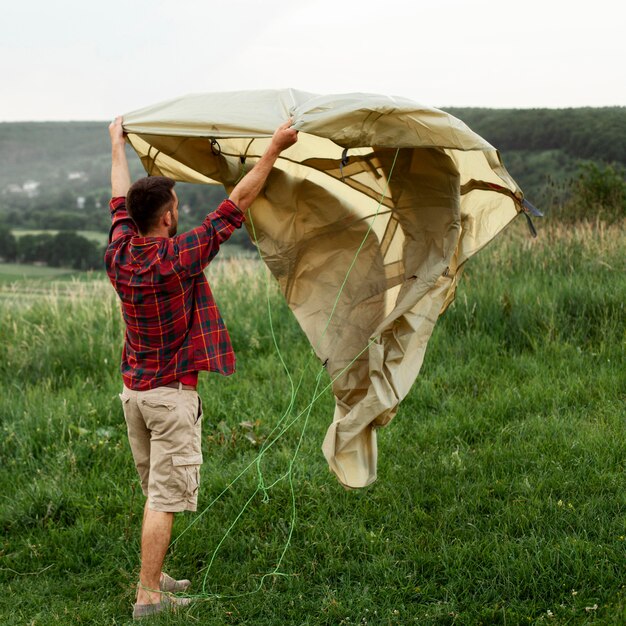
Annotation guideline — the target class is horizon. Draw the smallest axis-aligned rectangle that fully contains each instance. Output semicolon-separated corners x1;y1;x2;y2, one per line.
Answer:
2;103;625;125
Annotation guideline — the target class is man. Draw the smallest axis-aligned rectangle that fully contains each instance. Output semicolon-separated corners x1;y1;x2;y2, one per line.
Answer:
106;116;297;619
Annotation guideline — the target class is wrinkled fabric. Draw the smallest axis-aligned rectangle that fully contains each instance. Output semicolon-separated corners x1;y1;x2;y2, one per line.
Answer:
123;89;523;488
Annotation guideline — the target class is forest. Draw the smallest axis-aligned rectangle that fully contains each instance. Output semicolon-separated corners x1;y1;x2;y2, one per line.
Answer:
0;107;624;269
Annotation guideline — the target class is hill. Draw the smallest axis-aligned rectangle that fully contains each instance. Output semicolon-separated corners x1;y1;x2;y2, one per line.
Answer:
444;107;626;205
0;108;624;230
444;107;626;164
0;121;228;235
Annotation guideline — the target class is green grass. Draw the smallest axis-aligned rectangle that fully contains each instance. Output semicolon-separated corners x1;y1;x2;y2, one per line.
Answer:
0;219;624;625
0;262;82;283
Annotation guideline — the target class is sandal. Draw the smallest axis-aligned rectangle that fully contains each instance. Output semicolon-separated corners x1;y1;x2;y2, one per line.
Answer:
133;594;191;619
160;572;191;592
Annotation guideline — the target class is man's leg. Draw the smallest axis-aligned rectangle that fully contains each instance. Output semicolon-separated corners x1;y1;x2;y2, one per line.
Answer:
133;386;202;607
136;501;174;605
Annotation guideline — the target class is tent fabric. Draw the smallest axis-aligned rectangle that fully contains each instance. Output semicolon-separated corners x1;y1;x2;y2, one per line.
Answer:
122;89;524;489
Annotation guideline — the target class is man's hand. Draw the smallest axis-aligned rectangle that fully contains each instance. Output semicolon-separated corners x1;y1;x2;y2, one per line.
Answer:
269;118;298;154
109;116;126;147
229;119;298;211
110;116;131;197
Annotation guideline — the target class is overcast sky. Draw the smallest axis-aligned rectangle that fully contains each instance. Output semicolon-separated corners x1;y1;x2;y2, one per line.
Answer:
1;0;624;121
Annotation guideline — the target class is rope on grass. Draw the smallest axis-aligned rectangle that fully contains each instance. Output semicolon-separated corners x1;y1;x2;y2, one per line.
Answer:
171;147;401;600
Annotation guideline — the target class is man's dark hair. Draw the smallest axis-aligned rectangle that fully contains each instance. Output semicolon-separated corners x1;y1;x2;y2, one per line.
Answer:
127;176;176;234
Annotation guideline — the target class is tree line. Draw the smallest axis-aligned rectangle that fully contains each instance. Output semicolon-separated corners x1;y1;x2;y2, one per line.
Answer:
444;107;626;166
553;161;625;223
0;160;622;274
0;113;623;272
0;227;104;270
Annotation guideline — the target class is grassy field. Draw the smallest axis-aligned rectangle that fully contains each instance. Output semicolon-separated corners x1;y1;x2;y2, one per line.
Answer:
0;262;84;284
0;218;624;625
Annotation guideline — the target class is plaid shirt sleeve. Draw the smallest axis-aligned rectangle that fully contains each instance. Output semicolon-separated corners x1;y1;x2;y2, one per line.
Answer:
176;199;246;276
109;196;136;242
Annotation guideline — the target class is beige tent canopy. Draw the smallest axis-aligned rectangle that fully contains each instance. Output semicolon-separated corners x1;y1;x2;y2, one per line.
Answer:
122;89;525;489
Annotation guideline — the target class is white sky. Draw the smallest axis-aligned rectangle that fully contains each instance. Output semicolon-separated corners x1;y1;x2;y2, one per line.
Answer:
1;0;624;121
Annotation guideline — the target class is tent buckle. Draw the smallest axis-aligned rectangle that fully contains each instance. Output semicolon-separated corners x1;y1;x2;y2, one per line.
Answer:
339;148;349;182
210;138;221;156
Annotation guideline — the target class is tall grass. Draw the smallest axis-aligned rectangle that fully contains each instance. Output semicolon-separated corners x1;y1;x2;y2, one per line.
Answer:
0;219;624;625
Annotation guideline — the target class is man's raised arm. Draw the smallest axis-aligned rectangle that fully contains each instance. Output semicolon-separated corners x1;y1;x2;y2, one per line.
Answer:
229;119;298;211
109;116;131;197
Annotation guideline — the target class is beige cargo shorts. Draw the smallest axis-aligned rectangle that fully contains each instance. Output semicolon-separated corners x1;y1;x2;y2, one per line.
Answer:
119;384;203;512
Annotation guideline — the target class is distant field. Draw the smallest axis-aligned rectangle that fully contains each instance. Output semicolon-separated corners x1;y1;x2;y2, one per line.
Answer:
12;228;109;246
0;262;80;283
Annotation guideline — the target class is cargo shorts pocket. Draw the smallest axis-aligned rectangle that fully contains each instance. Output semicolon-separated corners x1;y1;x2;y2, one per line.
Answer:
142;399;176;411
170;453;203;498
195;396;203;425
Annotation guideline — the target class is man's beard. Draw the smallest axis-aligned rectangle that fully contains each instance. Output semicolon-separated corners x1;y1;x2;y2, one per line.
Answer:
168;221;178;237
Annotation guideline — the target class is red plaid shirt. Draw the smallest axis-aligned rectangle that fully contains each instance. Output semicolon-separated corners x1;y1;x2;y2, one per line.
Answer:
105;196;245;391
